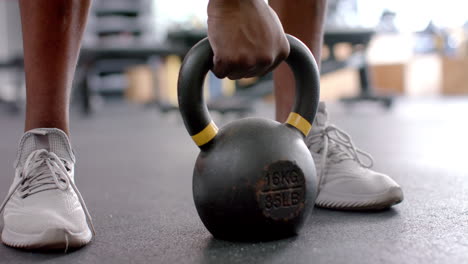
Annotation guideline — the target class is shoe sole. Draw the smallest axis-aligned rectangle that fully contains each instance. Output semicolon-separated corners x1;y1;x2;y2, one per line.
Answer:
315;186;404;211
1;227;92;250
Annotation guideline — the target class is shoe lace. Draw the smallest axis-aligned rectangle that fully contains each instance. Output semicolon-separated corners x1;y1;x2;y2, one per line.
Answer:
307;125;374;190
0;149;96;236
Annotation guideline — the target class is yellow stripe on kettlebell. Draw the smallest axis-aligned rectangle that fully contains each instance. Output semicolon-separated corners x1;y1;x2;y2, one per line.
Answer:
192;121;219;146
286;112;312;136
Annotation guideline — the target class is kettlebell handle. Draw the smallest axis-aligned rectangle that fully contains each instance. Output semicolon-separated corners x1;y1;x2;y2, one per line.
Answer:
178;34;320;149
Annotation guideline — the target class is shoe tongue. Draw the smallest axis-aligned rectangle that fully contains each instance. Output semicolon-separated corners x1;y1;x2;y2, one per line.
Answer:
312;102;329;130
15;128;75;168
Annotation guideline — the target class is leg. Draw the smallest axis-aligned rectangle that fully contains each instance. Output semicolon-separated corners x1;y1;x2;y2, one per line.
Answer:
20;0;91;134
269;0;327;122
270;1;403;210
0;0;94;250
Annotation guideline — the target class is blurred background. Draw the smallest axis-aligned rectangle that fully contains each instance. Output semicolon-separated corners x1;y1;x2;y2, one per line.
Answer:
0;1;467;262
0;0;467;116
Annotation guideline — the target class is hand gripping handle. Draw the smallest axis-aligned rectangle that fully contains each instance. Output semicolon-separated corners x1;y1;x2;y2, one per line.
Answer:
178;35;320;148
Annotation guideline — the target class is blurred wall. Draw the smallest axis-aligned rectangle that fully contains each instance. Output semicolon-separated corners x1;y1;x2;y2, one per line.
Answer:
0;0;22;101
0;1;22;59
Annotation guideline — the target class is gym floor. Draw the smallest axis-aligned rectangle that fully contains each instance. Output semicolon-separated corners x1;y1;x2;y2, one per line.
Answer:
0;98;467;264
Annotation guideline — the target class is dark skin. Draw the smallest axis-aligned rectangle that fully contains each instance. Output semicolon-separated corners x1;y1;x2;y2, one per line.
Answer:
208;0;290;80
19;0;326;133
270;0;327;122
20;0;91;135
208;0;326;122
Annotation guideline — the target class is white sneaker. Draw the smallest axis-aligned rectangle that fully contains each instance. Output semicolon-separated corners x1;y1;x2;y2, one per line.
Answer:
307;103;403;210
0;128;95;250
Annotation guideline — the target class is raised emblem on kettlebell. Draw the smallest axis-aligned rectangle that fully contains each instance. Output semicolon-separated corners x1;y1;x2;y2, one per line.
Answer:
257;160;306;221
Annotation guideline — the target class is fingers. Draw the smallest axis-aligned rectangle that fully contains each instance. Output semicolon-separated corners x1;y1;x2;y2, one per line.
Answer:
242;56;275;79
212;54;264;80
261;39;290;75
260;46;289;77
211;33;290;80
212;51;287;80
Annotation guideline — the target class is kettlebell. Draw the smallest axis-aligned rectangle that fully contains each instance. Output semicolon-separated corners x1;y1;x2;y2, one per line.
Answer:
178;35;320;241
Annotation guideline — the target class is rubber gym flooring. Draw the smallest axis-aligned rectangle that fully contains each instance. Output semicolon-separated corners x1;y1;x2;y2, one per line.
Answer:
0;98;467;263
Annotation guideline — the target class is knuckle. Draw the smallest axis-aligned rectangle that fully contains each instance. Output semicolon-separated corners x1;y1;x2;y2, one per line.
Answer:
244;59;257;69
213;54;224;64
279;40;291;58
233;55;251;67
257;55;274;66
227;73;243;80
213;70;227;79
279;50;289;60
212;66;227;78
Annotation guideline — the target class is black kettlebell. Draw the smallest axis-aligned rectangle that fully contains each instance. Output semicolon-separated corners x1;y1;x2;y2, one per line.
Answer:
178;35;320;241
